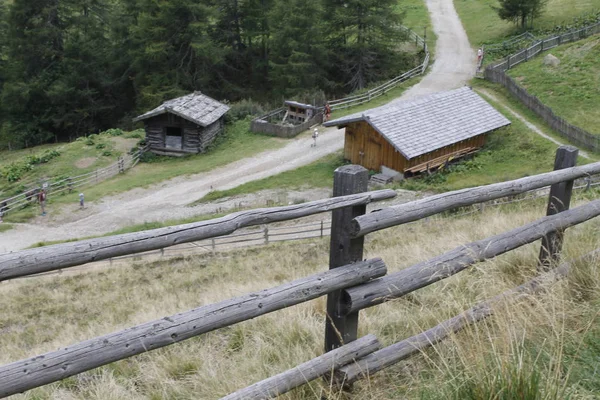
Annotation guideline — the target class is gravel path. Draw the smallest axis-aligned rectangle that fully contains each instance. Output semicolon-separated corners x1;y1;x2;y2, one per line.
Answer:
0;0;476;253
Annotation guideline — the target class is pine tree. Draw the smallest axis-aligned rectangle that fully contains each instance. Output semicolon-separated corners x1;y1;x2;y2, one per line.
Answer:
496;0;547;30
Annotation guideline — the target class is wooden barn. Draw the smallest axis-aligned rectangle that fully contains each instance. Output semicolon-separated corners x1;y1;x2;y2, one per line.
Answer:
324;87;511;176
133;92;230;156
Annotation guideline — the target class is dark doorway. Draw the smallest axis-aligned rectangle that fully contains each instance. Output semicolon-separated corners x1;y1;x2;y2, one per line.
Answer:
165;127;183;149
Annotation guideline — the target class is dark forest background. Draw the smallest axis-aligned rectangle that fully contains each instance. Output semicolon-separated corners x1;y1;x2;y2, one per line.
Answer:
0;0;416;149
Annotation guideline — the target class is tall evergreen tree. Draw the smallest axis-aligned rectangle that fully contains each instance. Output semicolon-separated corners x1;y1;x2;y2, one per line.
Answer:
324;0;405;91
126;0;222;110
268;0;330;96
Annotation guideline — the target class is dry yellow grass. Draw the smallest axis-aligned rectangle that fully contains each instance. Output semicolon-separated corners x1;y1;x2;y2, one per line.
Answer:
1;194;600;399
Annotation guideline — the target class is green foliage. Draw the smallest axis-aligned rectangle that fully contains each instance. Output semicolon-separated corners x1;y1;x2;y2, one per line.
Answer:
0;0;417;149
507;35;600;134
226;99;266;122
0;148;62;183
496;0;548;29
102;128;124;137
95;143;106;150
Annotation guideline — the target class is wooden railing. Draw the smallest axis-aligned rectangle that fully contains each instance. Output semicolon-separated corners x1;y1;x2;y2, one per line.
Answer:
0;145;148;217
1;146;600;398
327;26;430;111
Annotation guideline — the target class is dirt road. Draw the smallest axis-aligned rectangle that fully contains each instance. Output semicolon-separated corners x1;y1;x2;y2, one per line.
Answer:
0;0;476;253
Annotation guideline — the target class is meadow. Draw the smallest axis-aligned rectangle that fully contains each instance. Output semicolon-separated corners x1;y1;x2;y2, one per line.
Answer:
2;194;600;399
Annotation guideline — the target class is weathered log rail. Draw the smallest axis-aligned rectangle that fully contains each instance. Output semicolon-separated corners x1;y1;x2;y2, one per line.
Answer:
2;147;600;398
0;189;396;281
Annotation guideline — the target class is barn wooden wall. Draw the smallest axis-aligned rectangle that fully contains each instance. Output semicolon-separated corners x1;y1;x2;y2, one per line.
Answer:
144;114;224;155
344;121;486;173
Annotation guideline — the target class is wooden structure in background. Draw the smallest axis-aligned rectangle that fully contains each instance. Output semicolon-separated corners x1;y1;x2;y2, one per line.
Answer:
133;92;230;156
324;87;510;176
282;101;319;124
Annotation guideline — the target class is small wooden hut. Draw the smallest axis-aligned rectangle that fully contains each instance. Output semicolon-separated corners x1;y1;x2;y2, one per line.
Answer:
282;101;319;124
323;87;511;176
133;92;230;156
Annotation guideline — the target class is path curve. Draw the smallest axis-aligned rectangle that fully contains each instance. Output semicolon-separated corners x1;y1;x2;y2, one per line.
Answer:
0;0;476;253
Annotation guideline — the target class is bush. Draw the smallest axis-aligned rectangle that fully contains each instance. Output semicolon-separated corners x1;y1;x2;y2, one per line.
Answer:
226;99;266;122
102;150;113;157
96;143;106;149
101;128;124;136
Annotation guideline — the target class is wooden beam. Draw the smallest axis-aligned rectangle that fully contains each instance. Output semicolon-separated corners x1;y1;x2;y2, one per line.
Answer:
352;161;600;237
340;199;600;315
325;166;369;351
222;334;381;400
336;250;598;384
539;146;578;270
0;190;396;281
0;259;387;398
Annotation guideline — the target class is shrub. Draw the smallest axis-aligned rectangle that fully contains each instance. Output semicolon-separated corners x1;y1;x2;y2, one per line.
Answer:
226;99;266;122
101;128;124;136
96;143;106;150
102;150;113;157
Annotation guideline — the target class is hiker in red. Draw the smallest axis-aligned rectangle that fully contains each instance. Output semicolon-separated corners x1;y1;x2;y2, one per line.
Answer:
38;189;47;216
324;103;331;122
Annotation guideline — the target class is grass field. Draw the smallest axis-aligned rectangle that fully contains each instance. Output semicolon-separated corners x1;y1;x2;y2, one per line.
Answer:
1;120;283;223
507;35;600;134
454;0;600;46
2;197;600;399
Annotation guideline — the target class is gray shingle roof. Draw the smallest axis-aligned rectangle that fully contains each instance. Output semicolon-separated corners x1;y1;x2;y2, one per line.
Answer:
324;87;511;159
133;91;230;127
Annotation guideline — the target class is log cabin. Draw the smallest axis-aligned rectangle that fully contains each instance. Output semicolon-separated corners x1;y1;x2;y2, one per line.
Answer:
323;87;511;176
133;92;230;156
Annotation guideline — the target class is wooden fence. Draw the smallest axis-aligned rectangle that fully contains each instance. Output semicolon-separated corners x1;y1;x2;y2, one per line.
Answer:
0;145;148;217
484;21;600;150
327;26;429;111
251;109;324;138
1;146;600;398
250;25;430;136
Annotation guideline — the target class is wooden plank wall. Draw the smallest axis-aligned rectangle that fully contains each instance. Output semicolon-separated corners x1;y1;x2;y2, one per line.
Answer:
344;121;486;173
199;119;223;152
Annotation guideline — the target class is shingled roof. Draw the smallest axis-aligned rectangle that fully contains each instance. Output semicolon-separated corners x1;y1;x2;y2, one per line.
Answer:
133;91;230;127
324;87;510;159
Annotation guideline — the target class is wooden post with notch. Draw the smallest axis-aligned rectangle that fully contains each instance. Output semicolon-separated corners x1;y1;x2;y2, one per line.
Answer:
325;165;368;352
539;146;578;270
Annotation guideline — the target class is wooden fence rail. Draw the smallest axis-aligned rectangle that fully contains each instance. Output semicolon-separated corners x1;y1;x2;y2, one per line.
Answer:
0;145;148;216
0;259;387;398
0;189;395;281
3;147;600;398
341;197;600;315
484;21;600;150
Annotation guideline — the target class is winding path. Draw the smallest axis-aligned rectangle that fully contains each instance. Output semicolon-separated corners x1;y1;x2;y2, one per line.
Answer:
0;0;476;253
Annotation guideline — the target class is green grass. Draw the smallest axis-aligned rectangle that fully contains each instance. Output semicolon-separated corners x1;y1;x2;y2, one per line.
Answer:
192;152;346;204
472;79;600;159
0;223;13;233
2;120;283;223
398;0;436;57
0;133;140;195
455;0;600;46
507;35;600;134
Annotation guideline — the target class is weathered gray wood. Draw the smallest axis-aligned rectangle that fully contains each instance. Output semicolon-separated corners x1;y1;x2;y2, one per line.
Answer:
325;165;369;352
341;199;600;315
352;161;600;237
221;334;381;400
0;190;396;281
0;259;387;398
539;146;578;270
337;250;600;384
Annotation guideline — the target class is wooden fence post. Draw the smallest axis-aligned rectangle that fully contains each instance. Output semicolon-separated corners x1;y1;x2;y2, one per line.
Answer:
325;165;369;352
264;226;269;244
321;220;324;238
538;146;579;270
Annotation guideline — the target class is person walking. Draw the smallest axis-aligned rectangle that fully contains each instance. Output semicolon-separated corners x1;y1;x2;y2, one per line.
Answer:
324;103;332;122
38;189;47;216
311;128;319;147
79;193;85;209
